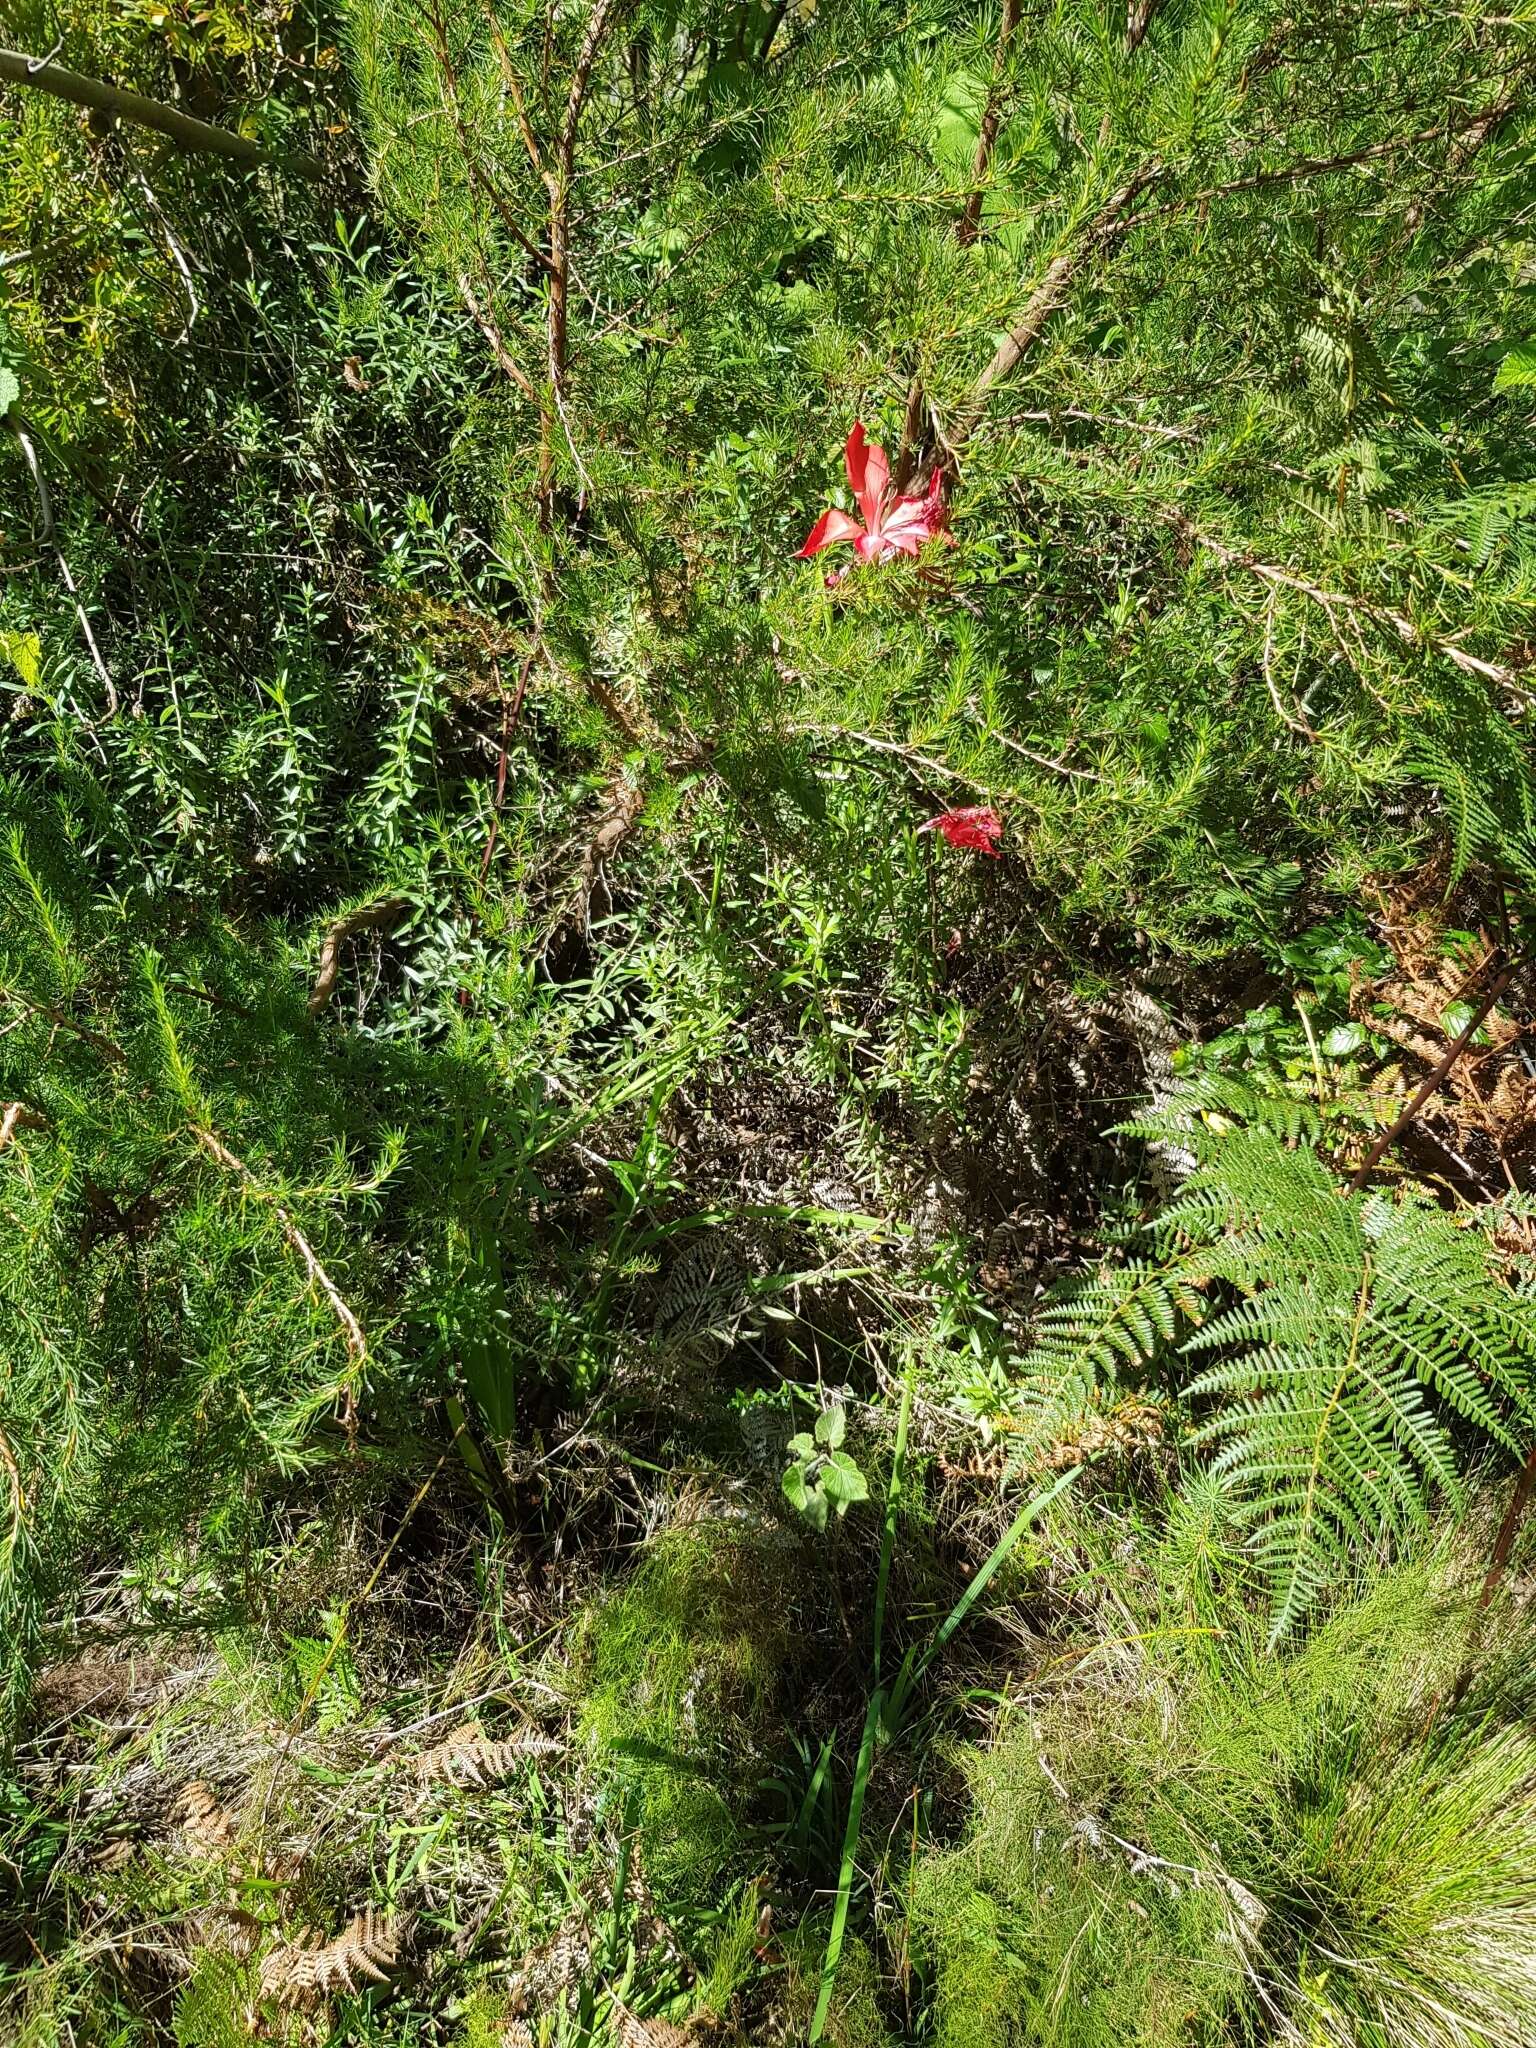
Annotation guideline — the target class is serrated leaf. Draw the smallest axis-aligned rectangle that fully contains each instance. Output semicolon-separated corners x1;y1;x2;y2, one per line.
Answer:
0;630;41;691
1494;342;1536;392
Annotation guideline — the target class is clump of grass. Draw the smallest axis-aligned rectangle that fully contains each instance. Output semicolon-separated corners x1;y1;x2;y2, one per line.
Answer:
911;1510;1536;2048
578;1514;808;1909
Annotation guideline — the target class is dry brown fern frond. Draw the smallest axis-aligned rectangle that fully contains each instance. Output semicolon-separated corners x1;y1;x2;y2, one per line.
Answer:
410;1724;562;1790
507;1914;589;2012
174;1779;239;1854
500;2023;536;2048
613;2005;694;2048
89;1834;138;1873
259;1907;405;2009
183;1903;263;1960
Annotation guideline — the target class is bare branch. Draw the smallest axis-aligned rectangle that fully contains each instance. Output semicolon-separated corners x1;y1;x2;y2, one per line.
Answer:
5;413;118;712
0;46;320;179
307;896;411;1017
1137;99;1522;224
949;165;1161;448
457;268;539;402
957;0;1024;247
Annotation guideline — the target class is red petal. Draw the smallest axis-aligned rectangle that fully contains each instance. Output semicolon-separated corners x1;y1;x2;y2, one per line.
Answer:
917;806;1003;855
797;506;865;558
845;420;890;530
844;421;869;499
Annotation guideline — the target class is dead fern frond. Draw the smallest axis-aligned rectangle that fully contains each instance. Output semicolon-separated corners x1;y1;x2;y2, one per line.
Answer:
174;1779;239;1853
259;1907;405;2008
410;1724;562;1789
500;2023;536;2048
507;1915;589;2012
613;2005;694;2048
183;1903;263;1959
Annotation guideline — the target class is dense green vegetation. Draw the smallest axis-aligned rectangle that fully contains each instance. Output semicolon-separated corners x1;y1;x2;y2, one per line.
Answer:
3;0;1536;2041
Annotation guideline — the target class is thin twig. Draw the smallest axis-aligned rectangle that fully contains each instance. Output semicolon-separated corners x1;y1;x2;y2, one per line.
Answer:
0;986;127;1063
1193;529;1535;707
957;0;1024;246
307;896;411;1017
191;1127;369;1438
1136;99;1521;224
6;415;117;712
1348;950;1528;1191
456;268;539;403
948;165;1162;451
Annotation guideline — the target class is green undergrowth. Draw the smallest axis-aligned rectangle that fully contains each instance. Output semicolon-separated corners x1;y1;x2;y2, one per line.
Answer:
578;1515;808;1910
913;1505;1536;2048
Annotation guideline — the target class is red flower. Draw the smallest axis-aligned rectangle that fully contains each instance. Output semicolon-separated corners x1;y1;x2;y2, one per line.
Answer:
797;422;948;577
917;806;1003;856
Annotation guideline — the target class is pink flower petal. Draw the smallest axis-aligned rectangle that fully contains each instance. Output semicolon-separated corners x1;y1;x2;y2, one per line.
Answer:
881;472;947;551
797;506;865;559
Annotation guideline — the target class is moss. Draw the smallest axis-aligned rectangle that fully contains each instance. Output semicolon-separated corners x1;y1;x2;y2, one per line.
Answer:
578;1515;804;1909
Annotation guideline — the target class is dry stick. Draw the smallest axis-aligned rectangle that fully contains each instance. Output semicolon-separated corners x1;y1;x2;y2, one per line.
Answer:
479;643;539;882
192;1127;368;1444
946;103;1514;466
424;4;553;284
481;0;547;180
1480;1447;1536;1611
0;986;127;1064
1135;100;1521;225
0;1426;23;1547
947;165;1162;455
1446;1439;1536;1713
306;895;411;1017
456;269;539;404
0;46;320;179
1347;950;1526;1193
957;0;1025;247
540;0;633;519
0;1101;48;1152
1192;530;1535;707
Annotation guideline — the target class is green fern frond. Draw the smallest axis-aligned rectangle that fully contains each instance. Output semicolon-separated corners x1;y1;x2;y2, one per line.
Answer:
1017;1083;1536;1634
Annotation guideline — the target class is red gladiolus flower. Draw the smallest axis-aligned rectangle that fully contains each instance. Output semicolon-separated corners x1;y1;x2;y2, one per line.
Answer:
917;806;1003;856
797;422;947;577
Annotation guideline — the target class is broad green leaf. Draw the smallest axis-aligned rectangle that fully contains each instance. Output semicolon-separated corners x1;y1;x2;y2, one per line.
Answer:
0;631;41;691
821;1451;868;1511
1494;342;1536;391
815;1405;845;1450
